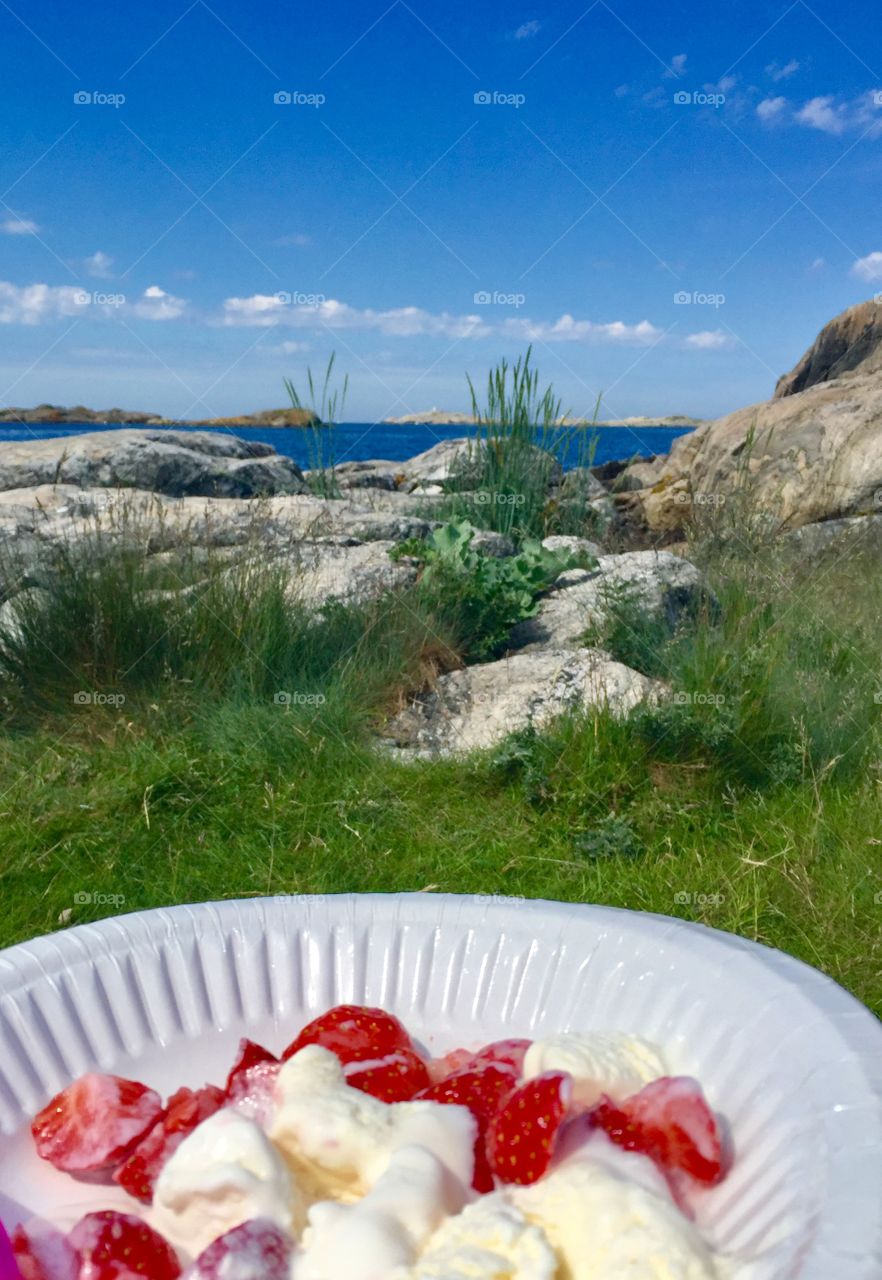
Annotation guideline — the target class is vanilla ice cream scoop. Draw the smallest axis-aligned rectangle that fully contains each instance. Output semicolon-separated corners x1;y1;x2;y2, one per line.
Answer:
293;1144;467;1280
511;1147;723;1279
394;1193;558;1280
150;1108;300;1260
522;1031;667;1108
270;1046;476;1200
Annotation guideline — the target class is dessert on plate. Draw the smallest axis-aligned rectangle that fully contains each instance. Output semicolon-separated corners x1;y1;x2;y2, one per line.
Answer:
11;1004;736;1279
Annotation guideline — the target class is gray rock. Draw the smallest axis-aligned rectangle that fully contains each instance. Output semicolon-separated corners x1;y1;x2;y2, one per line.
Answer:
0;588;49;643
780;512;882;555
541;535;601;559
381;647;661;757
399;437;563;492
331;460;404;491
510;550;708;651
281;541;418;610
0;430;308;498
470;529;516;557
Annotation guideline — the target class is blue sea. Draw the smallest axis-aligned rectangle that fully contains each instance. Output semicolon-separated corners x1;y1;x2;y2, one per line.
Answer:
0;421;692;471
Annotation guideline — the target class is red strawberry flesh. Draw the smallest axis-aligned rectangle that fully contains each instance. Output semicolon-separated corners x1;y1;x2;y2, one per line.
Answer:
343;1047;430;1102
591;1076;724;1186
69;1211;181;1279
182;1219;292;1279
486;1070;571;1185
224;1039;278;1094
31;1074;162;1174
113;1084;225;1204
416;1064;517;1191
282;1004;414;1064
11;1223;78;1280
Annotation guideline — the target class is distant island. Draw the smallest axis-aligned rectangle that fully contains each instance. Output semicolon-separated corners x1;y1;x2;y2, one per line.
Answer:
384;408;706;427
0;405;319;428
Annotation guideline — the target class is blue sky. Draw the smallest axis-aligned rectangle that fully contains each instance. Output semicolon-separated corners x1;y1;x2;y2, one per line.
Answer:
0;0;880;421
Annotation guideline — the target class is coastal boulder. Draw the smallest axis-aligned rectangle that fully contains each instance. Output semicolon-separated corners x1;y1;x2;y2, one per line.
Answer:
0;430;308;498
509;550;709;651
381;647;660;757
617;300;882;535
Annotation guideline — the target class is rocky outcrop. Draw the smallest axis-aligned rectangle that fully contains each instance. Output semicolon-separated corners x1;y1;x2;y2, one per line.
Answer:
281;541;418;609
384;409;476;424
616;301;882;536
0;431;308;498
774;300;882;397
381;647;661;757
509;551;707;651
0;405;318;427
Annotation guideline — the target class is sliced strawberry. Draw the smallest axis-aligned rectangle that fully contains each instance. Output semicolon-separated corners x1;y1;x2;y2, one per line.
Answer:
425;1048;474;1084
591;1076;724;1186
224;1039;278;1095
486;1071;571;1186
182;1219;292;1279
225;1059;282;1126
460;1039;532;1075
68;1212;180;1279
416;1065;517;1192
31;1074;162;1174
343;1047;430;1102
283;1004;415;1064
113;1084;225;1204
10;1223;78;1280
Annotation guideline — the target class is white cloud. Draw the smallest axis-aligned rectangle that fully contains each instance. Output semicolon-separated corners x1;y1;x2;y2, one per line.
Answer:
220;296;664;346
1;217;39;235
809;257;826;271
614;83;630;98
717;74;737;93
133;285;187;320
852;252;882;282
757;95;787;122
766;59;800;81
685;330;730;350
0;281;86;323
664;53;687;78
274;340;310;353
221;295;490;338
503;314;663;344
84;250;113;279
274;233;311;247
796;95;848;134
514;20;541;39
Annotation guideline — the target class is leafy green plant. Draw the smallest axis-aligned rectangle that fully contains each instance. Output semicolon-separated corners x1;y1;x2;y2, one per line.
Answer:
396;520;592;660
284;353;349;497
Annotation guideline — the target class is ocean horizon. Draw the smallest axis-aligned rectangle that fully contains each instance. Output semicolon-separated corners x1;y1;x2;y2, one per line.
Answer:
0;421;691;472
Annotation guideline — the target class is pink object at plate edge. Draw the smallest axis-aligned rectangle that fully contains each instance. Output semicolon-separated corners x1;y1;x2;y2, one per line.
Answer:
0;1223;21;1280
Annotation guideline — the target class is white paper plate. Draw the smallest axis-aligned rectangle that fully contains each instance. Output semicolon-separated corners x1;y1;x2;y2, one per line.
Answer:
0;893;879;1277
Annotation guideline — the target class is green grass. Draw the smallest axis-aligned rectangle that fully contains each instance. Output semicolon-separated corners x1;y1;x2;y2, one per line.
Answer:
1;504;881;1016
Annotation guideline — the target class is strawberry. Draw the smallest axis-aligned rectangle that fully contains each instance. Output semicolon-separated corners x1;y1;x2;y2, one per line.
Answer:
591;1076;725;1186
486;1071;571;1185
113;1084;225;1204
68;1212;180;1279
225;1059;282;1125
343;1047;430;1102
426;1039;531;1083
282;1004;415;1064
10;1223;78;1280
182;1220;292;1279
224;1039;278;1094
31;1074;162;1174
416;1065;517;1192
460;1039;532;1075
